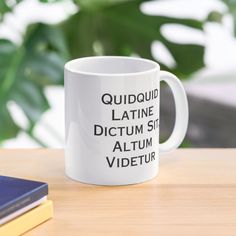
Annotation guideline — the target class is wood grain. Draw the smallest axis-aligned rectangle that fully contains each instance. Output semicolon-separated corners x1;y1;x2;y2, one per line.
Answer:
0;149;236;236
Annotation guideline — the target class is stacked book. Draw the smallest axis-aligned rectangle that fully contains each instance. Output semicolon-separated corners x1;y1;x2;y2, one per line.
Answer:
0;175;53;235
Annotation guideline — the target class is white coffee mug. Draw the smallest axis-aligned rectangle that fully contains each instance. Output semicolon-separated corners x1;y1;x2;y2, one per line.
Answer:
64;56;188;185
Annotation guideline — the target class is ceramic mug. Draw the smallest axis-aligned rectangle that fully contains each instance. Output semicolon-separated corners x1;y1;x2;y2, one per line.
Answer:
64;56;188;185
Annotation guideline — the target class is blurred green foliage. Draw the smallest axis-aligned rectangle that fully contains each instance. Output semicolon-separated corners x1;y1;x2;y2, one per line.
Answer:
0;0;206;145
222;0;236;35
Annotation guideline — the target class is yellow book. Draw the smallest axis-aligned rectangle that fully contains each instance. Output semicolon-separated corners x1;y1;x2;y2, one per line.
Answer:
0;200;53;236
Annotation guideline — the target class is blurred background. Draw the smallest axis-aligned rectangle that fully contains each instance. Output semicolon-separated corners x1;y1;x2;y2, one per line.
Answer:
0;0;235;148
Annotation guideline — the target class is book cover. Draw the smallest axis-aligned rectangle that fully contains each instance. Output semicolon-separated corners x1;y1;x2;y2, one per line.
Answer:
0;196;47;225
0;175;48;219
0;200;53;236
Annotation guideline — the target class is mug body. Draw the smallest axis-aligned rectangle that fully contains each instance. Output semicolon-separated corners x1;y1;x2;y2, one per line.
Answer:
65;56;160;185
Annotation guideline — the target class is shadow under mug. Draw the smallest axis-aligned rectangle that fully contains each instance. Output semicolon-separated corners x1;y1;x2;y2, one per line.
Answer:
64;56;188;185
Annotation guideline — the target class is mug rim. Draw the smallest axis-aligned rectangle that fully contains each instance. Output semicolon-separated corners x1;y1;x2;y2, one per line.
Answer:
64;56;160;77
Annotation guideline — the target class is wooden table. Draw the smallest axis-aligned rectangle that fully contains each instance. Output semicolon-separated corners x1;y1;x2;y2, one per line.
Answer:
1;149;236;236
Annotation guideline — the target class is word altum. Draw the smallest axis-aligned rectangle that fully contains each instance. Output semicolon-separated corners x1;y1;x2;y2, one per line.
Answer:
106;151;156;168
112;138;152;152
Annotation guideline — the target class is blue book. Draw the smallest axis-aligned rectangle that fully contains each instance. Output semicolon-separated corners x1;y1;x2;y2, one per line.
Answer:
0;176;48;220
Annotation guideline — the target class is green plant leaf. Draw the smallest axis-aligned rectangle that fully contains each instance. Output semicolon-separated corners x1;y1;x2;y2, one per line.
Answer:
0;105;19;142
0;39;20;141
0;0;22;20
0;1;11;17
0;24;68;142
62;0;204;78
75;0;132;10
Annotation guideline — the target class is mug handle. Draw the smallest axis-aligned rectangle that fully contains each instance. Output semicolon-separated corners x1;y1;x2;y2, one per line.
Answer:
159;71;189;154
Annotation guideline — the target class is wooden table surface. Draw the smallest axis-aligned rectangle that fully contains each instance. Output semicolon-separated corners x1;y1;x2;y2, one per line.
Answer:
0;149;236;236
